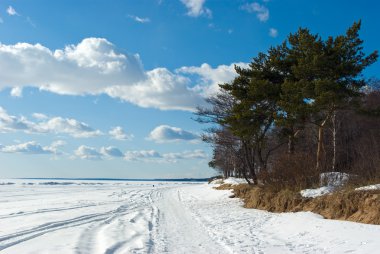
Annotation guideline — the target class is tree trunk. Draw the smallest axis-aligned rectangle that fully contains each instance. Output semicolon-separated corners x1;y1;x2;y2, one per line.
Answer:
316;115;330;171
241;170;252;185
242;141;257;185
331;110;337;171
288;135;295;154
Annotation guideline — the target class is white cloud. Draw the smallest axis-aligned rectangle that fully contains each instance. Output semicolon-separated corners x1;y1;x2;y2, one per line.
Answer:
10;87;22;97
7;6;18;16
0;38;144;95
45;140;66;155
124;149;209;162
269;28;278;38
105;67;206;111
163;149;208;161
242;2;269;22
73;145;208;163
37;117;102;138
124;149;208;162
32;113;48;120
0;38;246;111
180;0;212;18
75;145;124;160
148;125;198;143
100;146;124;157
74;145;102;160
0;141;59;155
0;107;35;132
124;150;162;161
177;62;249;96
0;107;101;138
109;126;133;140
128;15;150;23
50;140;66;148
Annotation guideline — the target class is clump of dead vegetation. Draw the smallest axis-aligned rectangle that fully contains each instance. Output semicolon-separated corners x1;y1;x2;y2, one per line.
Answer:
223;184;380;225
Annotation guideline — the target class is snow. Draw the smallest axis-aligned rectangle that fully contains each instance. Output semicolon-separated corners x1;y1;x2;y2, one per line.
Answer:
209;178;224;184
300;172;350;198
300;186;335;198
355;184;380;191
0;179;379;253
320;172;349;187
209;177;247;185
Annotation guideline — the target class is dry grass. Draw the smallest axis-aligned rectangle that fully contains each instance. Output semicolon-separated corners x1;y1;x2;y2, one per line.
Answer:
214;184;233;190
224;184;380;225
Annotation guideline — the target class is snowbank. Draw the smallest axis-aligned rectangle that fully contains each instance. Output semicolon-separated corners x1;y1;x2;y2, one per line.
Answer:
300;172;350;198
209;177;247;185
300;186;335;198
223;177;247;185
209;178;224;184
320;172;349;187
355;184;380;191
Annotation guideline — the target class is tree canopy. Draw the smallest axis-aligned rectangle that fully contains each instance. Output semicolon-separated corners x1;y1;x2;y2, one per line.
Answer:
197;21;378;185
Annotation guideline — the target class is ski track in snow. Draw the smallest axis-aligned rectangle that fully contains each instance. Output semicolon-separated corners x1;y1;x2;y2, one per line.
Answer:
0;180;379;254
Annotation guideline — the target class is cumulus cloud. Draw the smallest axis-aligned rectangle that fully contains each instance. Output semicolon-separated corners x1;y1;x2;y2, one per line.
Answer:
74;145;102;160
124;150;162;161
50;140;66;148
44;140;66;155
269;28;278;38
100;146;124;157
0;141;62;155
73;146;160;161
0;38;144;95
37;117;102;138
0;107;35;132
125;149;208;162
7;6;18;16
109;126;133;140
180;0;212;18
177;62;249;96
0;38;246;111
73;145;208;163
105;67;206;111
242;2;269;22
163;149;208;161
148;125;199;143
10;87;22;97
0;107;101;138
128;15;150;23
32;113;48;120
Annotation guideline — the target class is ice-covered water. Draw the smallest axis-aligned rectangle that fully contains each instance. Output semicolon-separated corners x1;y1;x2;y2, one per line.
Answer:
0;179;379;253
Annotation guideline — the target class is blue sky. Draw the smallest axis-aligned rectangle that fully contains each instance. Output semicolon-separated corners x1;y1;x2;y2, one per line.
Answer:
0;0;378;179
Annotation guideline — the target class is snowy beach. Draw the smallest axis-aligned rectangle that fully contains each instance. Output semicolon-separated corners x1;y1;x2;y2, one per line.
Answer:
0;179;379;254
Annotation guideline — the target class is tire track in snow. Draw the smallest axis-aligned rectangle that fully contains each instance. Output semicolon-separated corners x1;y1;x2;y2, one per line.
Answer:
74;189;157;254
151;187;230;254
0;212;110;251
0;188;144;252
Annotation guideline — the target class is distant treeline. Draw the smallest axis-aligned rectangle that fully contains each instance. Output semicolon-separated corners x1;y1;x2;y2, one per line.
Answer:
196;21;380;189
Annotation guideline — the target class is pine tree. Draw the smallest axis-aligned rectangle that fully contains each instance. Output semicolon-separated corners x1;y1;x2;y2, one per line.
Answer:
287;21;378;170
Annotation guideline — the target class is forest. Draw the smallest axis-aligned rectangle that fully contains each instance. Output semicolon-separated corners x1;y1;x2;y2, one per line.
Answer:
197;21;380;190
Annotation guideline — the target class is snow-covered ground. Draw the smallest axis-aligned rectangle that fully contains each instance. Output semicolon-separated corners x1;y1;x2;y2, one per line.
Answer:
355;184;380;191
0;179;379;254
213;177;248;185
300;172;351;198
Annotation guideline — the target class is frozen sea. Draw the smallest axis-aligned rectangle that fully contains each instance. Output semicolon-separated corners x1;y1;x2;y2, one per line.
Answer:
0;179;379;254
